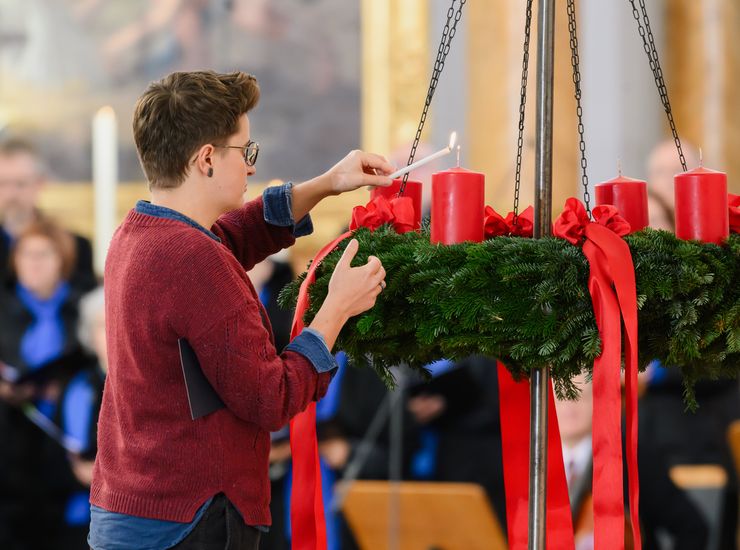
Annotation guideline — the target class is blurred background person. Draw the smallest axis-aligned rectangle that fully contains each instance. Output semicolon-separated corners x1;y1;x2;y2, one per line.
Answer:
0;219;86;549
248;253;295;353
645;139;699;232
41;286;106;549
555;374;710;550
405;356;506;529
248;254;295;550
0;139;96;292
555;375;594;550
643;138;739;549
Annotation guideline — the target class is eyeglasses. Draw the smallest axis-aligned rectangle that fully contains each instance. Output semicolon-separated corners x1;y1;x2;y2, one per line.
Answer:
214;140;259;166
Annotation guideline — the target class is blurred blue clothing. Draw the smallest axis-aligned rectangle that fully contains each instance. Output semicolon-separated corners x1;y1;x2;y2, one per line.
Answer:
424;359;455;378
17;281;70;369
61;369;101;526
646;359;669;386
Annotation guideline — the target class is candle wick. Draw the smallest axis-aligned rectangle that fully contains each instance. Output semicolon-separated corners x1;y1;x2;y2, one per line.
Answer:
456;145;461;167
618;158;622;177
699;147;703;167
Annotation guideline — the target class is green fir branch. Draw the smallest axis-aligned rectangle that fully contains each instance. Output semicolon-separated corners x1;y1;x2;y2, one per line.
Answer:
278;227;740;405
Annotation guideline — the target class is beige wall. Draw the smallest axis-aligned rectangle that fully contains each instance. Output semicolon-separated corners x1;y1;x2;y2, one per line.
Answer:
467;1;579;214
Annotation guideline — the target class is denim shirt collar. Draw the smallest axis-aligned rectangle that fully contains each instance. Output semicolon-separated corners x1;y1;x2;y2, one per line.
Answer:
135;200;221;242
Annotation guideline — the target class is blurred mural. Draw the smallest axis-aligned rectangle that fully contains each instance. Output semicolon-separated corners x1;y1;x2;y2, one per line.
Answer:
0;0;361;182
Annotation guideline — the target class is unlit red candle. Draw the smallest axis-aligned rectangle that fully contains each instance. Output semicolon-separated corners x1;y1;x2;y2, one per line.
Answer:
371;178;423;230
674;166;729;244
431;167;485;244
595;175;648;233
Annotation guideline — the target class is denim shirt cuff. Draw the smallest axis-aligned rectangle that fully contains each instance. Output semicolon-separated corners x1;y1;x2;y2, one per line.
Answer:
262;182;313;237
285;328;338;373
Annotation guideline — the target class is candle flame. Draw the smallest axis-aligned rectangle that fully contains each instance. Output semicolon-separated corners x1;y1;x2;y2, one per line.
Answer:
448;131;458;150
95;105;116;120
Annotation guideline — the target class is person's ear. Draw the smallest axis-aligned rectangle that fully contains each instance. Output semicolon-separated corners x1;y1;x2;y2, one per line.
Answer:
195;144;215;178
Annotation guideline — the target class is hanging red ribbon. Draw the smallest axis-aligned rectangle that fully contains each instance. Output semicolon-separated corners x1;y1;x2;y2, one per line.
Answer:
497;364;576;549
553;198;641;550
488;202;572;548
730;194;740;234
289;232;351;550
290;194;419;550
350;195;416;234
484;205;534;238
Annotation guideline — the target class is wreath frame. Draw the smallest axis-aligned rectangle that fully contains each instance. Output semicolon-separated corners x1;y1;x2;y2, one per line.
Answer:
280;227;740;406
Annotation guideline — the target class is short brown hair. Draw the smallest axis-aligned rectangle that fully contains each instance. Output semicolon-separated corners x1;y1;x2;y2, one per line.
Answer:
0;137;38;157
0;137;45;175
12;218;77;280
133;71;260;189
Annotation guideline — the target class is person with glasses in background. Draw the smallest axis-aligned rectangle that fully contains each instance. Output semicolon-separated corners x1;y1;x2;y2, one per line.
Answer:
0;139;97;293
88;70;393;550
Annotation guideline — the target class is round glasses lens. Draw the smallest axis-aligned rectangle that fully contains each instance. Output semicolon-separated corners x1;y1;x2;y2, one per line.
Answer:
247;144;259;166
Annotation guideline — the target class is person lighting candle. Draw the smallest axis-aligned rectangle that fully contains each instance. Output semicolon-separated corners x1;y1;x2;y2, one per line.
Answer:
88;70;393;550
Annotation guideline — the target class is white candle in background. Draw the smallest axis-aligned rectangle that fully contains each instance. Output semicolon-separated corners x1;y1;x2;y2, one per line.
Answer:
92;106;118;276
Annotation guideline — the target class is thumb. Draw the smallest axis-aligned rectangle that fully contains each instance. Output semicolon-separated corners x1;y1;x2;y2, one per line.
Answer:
336;239;359;269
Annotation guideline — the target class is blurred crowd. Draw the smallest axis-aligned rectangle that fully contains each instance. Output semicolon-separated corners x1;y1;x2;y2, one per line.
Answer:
0;137;738;550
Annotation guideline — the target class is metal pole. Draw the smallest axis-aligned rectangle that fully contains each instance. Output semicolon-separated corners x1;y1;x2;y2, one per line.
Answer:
388;371;404;550
529;0;555;546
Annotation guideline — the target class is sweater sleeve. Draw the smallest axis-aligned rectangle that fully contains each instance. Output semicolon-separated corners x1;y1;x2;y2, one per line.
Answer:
190;306;335;431
211;184;313;272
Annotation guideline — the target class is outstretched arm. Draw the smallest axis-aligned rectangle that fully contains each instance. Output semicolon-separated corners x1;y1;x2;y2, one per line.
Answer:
290;150;394;222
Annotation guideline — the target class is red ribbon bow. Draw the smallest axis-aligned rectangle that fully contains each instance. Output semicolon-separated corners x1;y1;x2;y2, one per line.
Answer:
552;198;631;245
730;194;740;234
552;198;641;550
350;195;415;234
484;205;534;238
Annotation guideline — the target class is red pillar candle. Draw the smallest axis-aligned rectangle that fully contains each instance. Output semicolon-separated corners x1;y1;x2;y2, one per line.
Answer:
431;167;485;244
674;166;729;244
371;178;422;230
595;175;648;233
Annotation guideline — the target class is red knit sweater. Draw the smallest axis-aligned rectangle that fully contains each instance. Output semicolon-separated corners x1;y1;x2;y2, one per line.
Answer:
90;197;332;525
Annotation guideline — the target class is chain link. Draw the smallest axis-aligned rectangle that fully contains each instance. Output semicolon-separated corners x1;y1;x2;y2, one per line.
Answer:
567;0;591;216
628;0;687;172
399;0;466;196
512;0;534;226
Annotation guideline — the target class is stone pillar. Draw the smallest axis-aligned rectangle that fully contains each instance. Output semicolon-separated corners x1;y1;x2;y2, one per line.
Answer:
361;0;430;154
467;1;578;215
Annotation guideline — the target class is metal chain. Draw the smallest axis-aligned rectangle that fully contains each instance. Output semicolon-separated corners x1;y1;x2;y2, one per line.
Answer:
512;0;534;225
399;0;466;196
628;0;687;171
567;0;591;215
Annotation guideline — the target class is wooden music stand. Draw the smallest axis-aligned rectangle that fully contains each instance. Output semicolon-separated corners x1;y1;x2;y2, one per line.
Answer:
340;481;507;550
